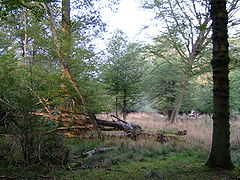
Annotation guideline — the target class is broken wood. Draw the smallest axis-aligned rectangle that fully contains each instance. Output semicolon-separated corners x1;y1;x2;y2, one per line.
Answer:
104;130;187;143
33;110;187;142
110;115;129;124
81;148;112;158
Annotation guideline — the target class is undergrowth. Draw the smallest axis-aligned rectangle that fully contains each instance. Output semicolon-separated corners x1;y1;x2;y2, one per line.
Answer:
1;113;240;179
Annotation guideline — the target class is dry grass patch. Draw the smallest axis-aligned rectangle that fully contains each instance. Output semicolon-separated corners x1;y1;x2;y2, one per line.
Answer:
127;113;240;152
97;113;240;160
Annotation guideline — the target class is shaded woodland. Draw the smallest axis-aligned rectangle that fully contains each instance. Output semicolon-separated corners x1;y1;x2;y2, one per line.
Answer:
0;0;240;179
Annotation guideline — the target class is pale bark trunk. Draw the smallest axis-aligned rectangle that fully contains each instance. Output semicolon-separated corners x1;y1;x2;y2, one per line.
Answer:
169;14;211;123
61;0;71;81
23;8;33;85
170;33;211;122
170;83;186;123
23;8;28;64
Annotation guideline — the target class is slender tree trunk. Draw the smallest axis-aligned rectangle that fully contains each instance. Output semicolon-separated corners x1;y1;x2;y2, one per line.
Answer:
23;8;33;85
169;16;211;123
122;89;127;121
23;7;28;64
166;110;172;121
165;81;175;121
169;59;195;123
115;96;118;117
61;0;71;80
170;90;184;123
170;80;187;123
206;0;233;169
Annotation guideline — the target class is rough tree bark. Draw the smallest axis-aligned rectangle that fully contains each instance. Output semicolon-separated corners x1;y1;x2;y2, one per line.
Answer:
206;0;234;169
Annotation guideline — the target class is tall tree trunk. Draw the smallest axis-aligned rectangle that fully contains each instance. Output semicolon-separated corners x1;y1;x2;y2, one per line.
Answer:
61;0;71;80
44;1;103;138
169;16;211;123
170;79;188;123
115;96;118;117
23;7;28;64
206;0;233;169
170;87;184;123
23;8;33;85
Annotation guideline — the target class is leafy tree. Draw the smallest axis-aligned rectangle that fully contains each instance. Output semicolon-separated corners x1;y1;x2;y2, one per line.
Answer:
102;30;146;120
229;37;240;70
142;0;212;122
192;77;213;115
229;70;240;116
141;0;239;122
145;61;179;119
0;0;112;165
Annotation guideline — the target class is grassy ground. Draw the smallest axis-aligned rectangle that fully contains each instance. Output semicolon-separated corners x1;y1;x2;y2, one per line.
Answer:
1;113;240;179
60;113;240;180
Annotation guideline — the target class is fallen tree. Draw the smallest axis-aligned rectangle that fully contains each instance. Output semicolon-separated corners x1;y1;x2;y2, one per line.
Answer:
33;110;187;142
0;96;187;142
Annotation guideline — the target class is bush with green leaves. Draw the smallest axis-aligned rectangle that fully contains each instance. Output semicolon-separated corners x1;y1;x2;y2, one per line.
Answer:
0;61;68;167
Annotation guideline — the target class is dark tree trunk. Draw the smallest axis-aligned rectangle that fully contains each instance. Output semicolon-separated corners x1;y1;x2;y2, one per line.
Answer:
206;0;233;169
166;110;172;121
122;89;127;121
115;96;118;117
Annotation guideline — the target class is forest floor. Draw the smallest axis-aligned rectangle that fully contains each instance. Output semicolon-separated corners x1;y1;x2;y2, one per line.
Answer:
1;113;240;179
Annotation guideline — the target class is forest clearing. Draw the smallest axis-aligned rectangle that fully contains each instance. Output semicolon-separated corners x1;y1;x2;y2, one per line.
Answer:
0;0;240;179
